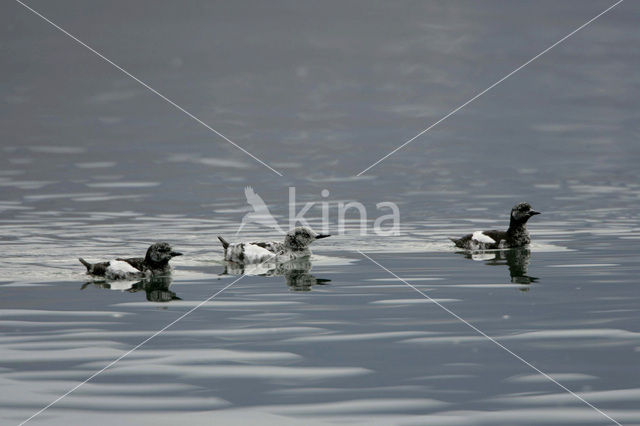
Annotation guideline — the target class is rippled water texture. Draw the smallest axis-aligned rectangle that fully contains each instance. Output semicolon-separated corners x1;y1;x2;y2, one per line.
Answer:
2;1;640;425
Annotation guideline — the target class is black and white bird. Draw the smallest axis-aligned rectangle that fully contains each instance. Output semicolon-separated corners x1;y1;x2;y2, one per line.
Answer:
450;202;541;250
218;226;330;264
79;242;182;280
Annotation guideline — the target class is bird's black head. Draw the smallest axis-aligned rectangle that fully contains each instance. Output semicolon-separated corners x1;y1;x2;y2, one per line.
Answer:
510;202;541;225
145;242;182;265
284;226;330;250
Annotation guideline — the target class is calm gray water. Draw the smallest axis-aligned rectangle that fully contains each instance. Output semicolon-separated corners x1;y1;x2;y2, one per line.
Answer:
2;1;639;425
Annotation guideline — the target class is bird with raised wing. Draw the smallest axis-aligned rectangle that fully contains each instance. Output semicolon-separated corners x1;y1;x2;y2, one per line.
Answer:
236;186;284;235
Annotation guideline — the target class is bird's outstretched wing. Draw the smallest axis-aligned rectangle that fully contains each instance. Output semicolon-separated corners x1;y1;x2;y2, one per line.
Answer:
239;186;285;235
245;186;270;213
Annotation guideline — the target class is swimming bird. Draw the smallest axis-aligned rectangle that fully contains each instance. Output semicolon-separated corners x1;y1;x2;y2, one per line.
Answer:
218;226;330;263
236;186;285;235
79;242;182;280
450;202;541;250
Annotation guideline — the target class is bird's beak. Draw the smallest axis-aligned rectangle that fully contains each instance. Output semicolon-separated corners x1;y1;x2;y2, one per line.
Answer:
529;210;541;216
170;251;183;257
315;234;331;239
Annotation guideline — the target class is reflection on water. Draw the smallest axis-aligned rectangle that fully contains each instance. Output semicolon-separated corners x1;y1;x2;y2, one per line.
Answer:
81;276;181;302
457;247;538;287
223;258;330;291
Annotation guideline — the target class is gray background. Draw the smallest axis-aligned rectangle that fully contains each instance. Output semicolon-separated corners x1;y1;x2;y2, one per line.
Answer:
1;1;639;425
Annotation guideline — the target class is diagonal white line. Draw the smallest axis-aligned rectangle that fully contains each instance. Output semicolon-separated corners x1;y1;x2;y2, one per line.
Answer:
18;275;246;426
356;0;624;176
14;0;283;177
357;250;622;426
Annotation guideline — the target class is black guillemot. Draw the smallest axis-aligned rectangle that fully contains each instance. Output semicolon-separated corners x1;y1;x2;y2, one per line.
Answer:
450;202;541;250
218;226;330;264
79;242;182;279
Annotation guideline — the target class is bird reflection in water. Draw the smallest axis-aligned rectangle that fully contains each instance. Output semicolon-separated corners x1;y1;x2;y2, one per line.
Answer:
81;275;181;302
223;258;330;291
456;247;538;289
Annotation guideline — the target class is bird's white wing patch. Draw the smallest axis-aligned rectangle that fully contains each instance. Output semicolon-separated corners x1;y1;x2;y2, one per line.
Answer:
107;260;140;274
242;243;276;263
472;231;496;244
105;260;142;279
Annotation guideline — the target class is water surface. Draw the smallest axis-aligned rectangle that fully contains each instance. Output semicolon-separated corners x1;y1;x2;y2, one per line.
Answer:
1;1;639;424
